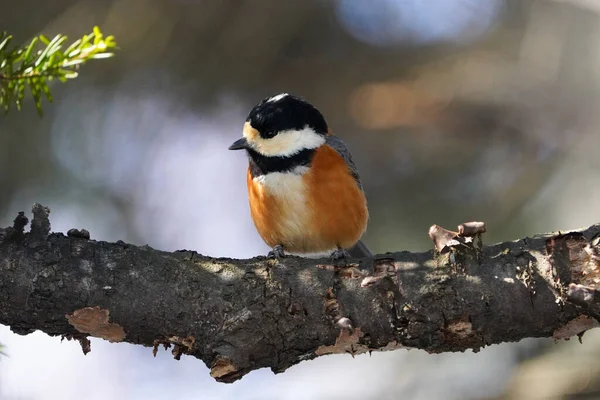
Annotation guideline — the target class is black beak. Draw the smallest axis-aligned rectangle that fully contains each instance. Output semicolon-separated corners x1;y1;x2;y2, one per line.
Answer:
228;137;249;150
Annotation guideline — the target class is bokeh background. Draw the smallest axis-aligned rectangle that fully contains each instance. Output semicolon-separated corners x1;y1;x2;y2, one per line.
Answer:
2;0;600;399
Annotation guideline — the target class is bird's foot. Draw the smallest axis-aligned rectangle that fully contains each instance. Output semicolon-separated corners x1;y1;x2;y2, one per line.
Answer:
330;247;350;261
268;245;286;259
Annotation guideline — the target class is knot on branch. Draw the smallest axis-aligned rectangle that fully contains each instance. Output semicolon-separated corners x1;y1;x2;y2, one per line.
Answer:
545;232;600;297
13;211;29;233
67;228;90;240
0;211;29;243
210;355;244;383
428;222;486;272
30;203;51;240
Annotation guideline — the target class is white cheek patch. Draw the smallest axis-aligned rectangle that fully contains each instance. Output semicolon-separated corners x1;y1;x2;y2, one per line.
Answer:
245;126;326;157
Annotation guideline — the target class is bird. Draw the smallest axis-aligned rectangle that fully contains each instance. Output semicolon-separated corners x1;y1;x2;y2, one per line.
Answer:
228;93;371;260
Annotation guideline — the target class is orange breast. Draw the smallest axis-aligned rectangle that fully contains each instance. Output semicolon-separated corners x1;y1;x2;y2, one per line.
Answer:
247;145;368;254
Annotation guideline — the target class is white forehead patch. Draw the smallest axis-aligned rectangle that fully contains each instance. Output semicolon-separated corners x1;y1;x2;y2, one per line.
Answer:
267;93;289;103
244;125;326;157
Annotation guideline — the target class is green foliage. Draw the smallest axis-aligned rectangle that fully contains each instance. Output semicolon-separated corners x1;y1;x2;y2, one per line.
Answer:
0;26;117;116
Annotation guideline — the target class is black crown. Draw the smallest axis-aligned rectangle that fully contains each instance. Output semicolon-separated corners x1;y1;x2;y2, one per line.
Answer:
246;94;328;139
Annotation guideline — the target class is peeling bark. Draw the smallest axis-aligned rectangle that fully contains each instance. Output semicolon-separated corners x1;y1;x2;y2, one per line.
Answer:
1;204;600;383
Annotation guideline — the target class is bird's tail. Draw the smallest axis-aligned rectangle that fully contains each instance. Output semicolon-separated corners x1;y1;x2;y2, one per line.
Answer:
348;239;373;258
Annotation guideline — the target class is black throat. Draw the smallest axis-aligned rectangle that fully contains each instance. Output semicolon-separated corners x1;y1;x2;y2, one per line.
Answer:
246;148;316;177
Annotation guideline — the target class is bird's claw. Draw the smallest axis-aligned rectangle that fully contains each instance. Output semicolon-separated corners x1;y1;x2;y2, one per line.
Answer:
268;245;286;259
330;247;350;261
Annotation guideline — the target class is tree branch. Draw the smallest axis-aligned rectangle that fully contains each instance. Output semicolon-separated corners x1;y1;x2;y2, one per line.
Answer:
1;204;600;383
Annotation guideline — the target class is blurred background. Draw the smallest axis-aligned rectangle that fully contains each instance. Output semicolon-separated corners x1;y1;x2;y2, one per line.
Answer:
1;0;600;398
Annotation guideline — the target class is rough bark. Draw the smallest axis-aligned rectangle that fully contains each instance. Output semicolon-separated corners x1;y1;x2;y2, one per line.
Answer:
1;204;600;383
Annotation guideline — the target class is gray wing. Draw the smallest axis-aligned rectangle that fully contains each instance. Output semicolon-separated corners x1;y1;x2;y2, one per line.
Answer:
325;135;364;191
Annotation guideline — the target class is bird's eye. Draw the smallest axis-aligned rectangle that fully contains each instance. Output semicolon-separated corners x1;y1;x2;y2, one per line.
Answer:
264;131;277;139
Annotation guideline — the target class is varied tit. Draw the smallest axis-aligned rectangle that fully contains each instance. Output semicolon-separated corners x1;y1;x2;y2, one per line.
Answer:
229;93;371;260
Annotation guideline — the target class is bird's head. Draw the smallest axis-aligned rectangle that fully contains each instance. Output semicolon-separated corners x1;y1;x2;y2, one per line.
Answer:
228;93;329;158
